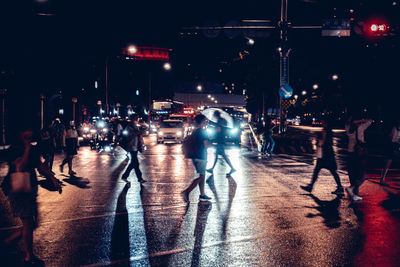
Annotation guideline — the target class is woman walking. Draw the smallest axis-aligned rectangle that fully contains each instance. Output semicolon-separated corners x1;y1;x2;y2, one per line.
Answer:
1;123;61;265
60;121;79;176
301;118;344;195
345;116;373;202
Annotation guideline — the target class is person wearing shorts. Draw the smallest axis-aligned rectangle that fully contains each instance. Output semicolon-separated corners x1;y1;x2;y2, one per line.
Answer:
182;114;212;203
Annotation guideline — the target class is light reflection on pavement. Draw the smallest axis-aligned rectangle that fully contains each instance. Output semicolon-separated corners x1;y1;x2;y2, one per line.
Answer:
0;132;399;266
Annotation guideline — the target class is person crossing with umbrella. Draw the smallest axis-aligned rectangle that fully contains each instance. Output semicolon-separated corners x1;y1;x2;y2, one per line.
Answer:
206;110;236;177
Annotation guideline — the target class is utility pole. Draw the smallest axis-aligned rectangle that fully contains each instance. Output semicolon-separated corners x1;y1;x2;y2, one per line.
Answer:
105;56;109;116
72;97;78;122
40;93;45;129
148;71;152;123
278;0;290;134
182;0;324;134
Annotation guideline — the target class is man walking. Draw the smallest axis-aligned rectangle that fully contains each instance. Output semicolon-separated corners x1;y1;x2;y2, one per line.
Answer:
182;114;212;203
121;114;146;184
207;110;236;177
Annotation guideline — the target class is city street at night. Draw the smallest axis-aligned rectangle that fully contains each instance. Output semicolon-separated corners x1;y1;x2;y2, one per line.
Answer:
1;132;399;266
1;1;400;266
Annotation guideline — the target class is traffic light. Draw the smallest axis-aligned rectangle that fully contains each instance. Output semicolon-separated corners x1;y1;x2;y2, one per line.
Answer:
364;18;390;38
368;23;389;34
353;17;392;39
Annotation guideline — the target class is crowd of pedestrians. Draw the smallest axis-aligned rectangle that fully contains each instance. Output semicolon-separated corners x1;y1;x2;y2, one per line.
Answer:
1;109;399;265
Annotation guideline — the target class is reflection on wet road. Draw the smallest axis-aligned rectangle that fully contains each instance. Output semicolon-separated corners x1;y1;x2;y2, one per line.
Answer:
1;132;399;266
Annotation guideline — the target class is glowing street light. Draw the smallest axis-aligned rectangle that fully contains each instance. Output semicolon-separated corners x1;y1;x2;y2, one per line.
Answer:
215;100;218;104
163;62;171;71
211;97;215;101
247;38;255;45
294;94;298;100
302;90;307;95
332;74;339;80
207;95;211;98
128;45;137;55
313;84;319;90
197;85;202;91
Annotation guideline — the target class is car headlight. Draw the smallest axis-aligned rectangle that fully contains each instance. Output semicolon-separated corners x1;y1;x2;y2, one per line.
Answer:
90;129;97;134
158;131;164;136
177;131;182;136
102;128;108;133
230;128;239;135
83;127;90;132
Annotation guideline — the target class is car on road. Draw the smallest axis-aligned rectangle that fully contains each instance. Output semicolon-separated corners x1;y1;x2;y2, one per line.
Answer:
157;119;186;144
206;122;242;145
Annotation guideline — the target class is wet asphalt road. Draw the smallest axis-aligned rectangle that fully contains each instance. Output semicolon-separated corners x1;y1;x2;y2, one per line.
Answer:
1;130;400;266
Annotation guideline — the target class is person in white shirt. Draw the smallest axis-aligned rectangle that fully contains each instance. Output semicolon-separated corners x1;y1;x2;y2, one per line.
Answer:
380;120;400;185
60;121;79;176
345;116;373;202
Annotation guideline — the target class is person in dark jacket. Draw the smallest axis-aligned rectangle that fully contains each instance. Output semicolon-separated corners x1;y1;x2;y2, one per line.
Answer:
121;114;146;184
301;118;344;195
182;114;212;202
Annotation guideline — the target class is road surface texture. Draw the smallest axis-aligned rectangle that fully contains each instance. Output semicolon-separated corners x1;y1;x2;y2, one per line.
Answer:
1;130;399;266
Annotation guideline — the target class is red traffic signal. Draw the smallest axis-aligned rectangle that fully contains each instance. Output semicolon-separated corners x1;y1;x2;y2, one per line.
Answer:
369;23;388;33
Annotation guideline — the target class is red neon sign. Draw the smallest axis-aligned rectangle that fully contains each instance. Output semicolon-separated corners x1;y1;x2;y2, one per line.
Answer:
122;47;170;61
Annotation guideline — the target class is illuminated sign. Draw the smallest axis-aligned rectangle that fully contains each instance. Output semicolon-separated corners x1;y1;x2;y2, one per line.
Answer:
122;47;170;61
156;111;169;114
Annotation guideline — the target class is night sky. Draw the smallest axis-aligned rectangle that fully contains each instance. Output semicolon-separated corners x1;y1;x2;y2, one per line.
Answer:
0;0;399;123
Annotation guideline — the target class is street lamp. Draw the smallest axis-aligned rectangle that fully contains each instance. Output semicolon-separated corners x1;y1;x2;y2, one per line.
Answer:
97;100;102;117
302;90;307;95
313;84;319;90
197;85;202;91
332;74;339;80
247;38;255;45
207;95;211;98
294;94;298;100
72;97;78;123
163;62;171;71
128;45;137;55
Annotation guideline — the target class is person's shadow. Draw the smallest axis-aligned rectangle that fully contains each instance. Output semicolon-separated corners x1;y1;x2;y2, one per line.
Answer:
62;176;91;189
305;194;343;228
191;202;212;267
221;177;237;239
206;175;220;210
110;183;131;263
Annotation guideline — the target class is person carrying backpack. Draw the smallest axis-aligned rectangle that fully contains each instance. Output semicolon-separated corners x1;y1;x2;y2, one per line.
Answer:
181;114;212;203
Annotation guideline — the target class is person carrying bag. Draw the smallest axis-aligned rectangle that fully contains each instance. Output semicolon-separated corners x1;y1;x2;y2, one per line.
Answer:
1;123;62;265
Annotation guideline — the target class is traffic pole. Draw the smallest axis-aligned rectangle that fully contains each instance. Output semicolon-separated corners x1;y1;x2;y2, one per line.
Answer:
278;0;290;134
40;94;45;130
148;71;151;123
